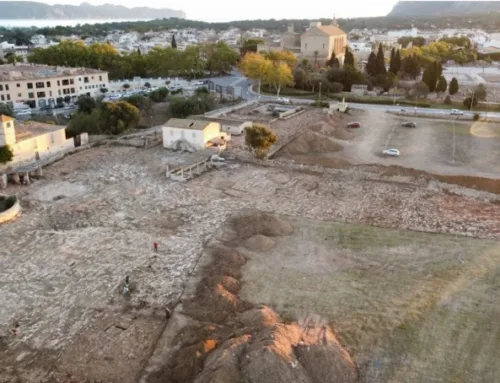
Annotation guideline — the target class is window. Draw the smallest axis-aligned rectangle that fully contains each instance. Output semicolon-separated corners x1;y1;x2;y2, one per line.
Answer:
79;87;82;90
27;83;33;89
57;80;60;86
78;77;82;82
70;79;74;85
6;95;10;101
17;93;21;97
35;82;44;89
28;92;34;99
37;91;46;98
49;91;52;97
84;77;89;83
5;85;9;91
46;81;51;87
0;95;4;101
0;84;3;91
6;122;11;128
17;83;20;88
71;87;75;93
62;79;69;86
99;75;102;81
91;76;94;79
58;90;61;95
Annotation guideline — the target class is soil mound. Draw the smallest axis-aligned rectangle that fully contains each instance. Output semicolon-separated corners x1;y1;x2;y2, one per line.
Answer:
239;305;279;328
244;234;276;251
232;212;293;240
190;310;357;383
281;130;343;156
309;119;353;141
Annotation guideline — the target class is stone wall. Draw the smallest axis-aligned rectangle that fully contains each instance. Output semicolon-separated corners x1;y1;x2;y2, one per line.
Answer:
0;196;20;224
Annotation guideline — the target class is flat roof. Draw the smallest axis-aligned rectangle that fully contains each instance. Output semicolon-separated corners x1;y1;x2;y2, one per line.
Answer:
14;121;64;141
165;118;213;131
0;64;107;82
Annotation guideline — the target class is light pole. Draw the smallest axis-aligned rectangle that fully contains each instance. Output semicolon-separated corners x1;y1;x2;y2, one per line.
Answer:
470;90;475;112
319;82;322;101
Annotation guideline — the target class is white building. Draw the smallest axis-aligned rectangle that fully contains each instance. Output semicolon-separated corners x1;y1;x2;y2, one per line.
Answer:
388;26;418;38
0;115;75;166
30;34;47;46
162;118;229;151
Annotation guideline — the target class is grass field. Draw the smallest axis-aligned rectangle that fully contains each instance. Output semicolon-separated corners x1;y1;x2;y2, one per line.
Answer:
239;218;500;383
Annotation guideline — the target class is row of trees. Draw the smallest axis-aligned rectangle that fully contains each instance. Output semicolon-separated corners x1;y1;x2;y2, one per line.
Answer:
28;40;240;80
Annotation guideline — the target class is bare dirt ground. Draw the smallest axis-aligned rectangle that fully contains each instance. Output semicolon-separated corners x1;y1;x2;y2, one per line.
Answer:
1;113;500;382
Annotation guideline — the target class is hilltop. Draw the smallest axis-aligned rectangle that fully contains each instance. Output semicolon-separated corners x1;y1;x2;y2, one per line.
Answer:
389;1;500;17
0;1;185;20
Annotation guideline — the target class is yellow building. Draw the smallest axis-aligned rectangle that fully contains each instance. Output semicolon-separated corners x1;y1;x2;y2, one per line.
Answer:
0;114;74;166
300;19;347;64
0;64;109;109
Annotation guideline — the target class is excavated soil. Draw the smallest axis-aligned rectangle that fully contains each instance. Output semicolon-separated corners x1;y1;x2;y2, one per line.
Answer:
279;130;343;156
149;213;357;383
244;234;277;251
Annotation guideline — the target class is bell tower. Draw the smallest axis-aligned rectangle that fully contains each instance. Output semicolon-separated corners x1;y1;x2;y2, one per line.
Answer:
332;14;339;27
0;115;16;146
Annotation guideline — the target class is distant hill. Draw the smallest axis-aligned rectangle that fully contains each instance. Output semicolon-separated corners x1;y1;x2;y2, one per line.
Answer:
388;1;500;17
0;1;186;20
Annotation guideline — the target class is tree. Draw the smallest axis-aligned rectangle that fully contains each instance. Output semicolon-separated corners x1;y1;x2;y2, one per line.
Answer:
436;76;448;93
0;145;14;164
240;52;271;95
365;52;377;76
244;123;278;159
401;54;421;79
63;95;71;104
463;96;478;109
100;88;109;94
124;94;153;113
313;50;319;67
265;61;294;98
326;50;340;68
449;77;459;95
412;81;429;99
76;95;97;114
171;34;177;49
394;49;402;74
376;43;386;75
344;47;355;68
474;84;487;101
240;38;264;56
123;83;130;89
436;62;443;78
412;37;425;47
0;103;14;117
389;48;396;74
99;101;140;135
149;87;169;102
444;95;452;104
168;94;216;117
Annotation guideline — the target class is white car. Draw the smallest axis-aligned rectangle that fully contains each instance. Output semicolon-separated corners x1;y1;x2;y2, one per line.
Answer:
15;109;32;116
450;109;464;115
383;148;400;157
278;97;291;104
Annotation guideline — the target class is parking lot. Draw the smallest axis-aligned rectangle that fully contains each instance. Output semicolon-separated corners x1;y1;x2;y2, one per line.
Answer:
342;111;500;178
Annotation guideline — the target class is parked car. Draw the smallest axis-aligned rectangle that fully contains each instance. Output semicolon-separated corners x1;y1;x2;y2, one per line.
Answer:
277;97;291;104
401;122;417;128
15;109;32;116
450;109;464;115
346;122;361;128
383;148;400;157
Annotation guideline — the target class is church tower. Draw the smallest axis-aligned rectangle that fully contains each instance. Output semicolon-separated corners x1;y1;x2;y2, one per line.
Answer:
0;115;16;147
332;14;339;27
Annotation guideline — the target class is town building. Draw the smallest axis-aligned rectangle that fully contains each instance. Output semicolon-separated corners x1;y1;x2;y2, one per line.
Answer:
0;64;109;109
162;118;229;152
300;18;347;64
0;115;75;166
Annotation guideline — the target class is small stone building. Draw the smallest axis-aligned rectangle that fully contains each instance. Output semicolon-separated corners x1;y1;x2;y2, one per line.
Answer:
300;18;347;64
162;118;229;152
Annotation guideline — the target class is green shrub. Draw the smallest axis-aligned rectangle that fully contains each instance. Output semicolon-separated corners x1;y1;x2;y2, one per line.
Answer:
444;95;452;105
271;111;280;117
311;101;329;108
0;145;14;164
473;112;480;121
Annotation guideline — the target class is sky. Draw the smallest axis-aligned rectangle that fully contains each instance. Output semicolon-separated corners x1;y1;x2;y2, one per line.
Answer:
4;0;399;21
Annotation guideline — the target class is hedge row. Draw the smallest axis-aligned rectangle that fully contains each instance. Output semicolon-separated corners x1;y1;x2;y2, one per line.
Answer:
328;94;431;108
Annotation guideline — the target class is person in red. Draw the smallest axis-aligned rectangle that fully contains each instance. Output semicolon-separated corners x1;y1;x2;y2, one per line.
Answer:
153;242;158;252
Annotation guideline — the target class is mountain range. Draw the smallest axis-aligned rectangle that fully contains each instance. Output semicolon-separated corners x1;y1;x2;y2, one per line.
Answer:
388;1;500;17
0;1;186;20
